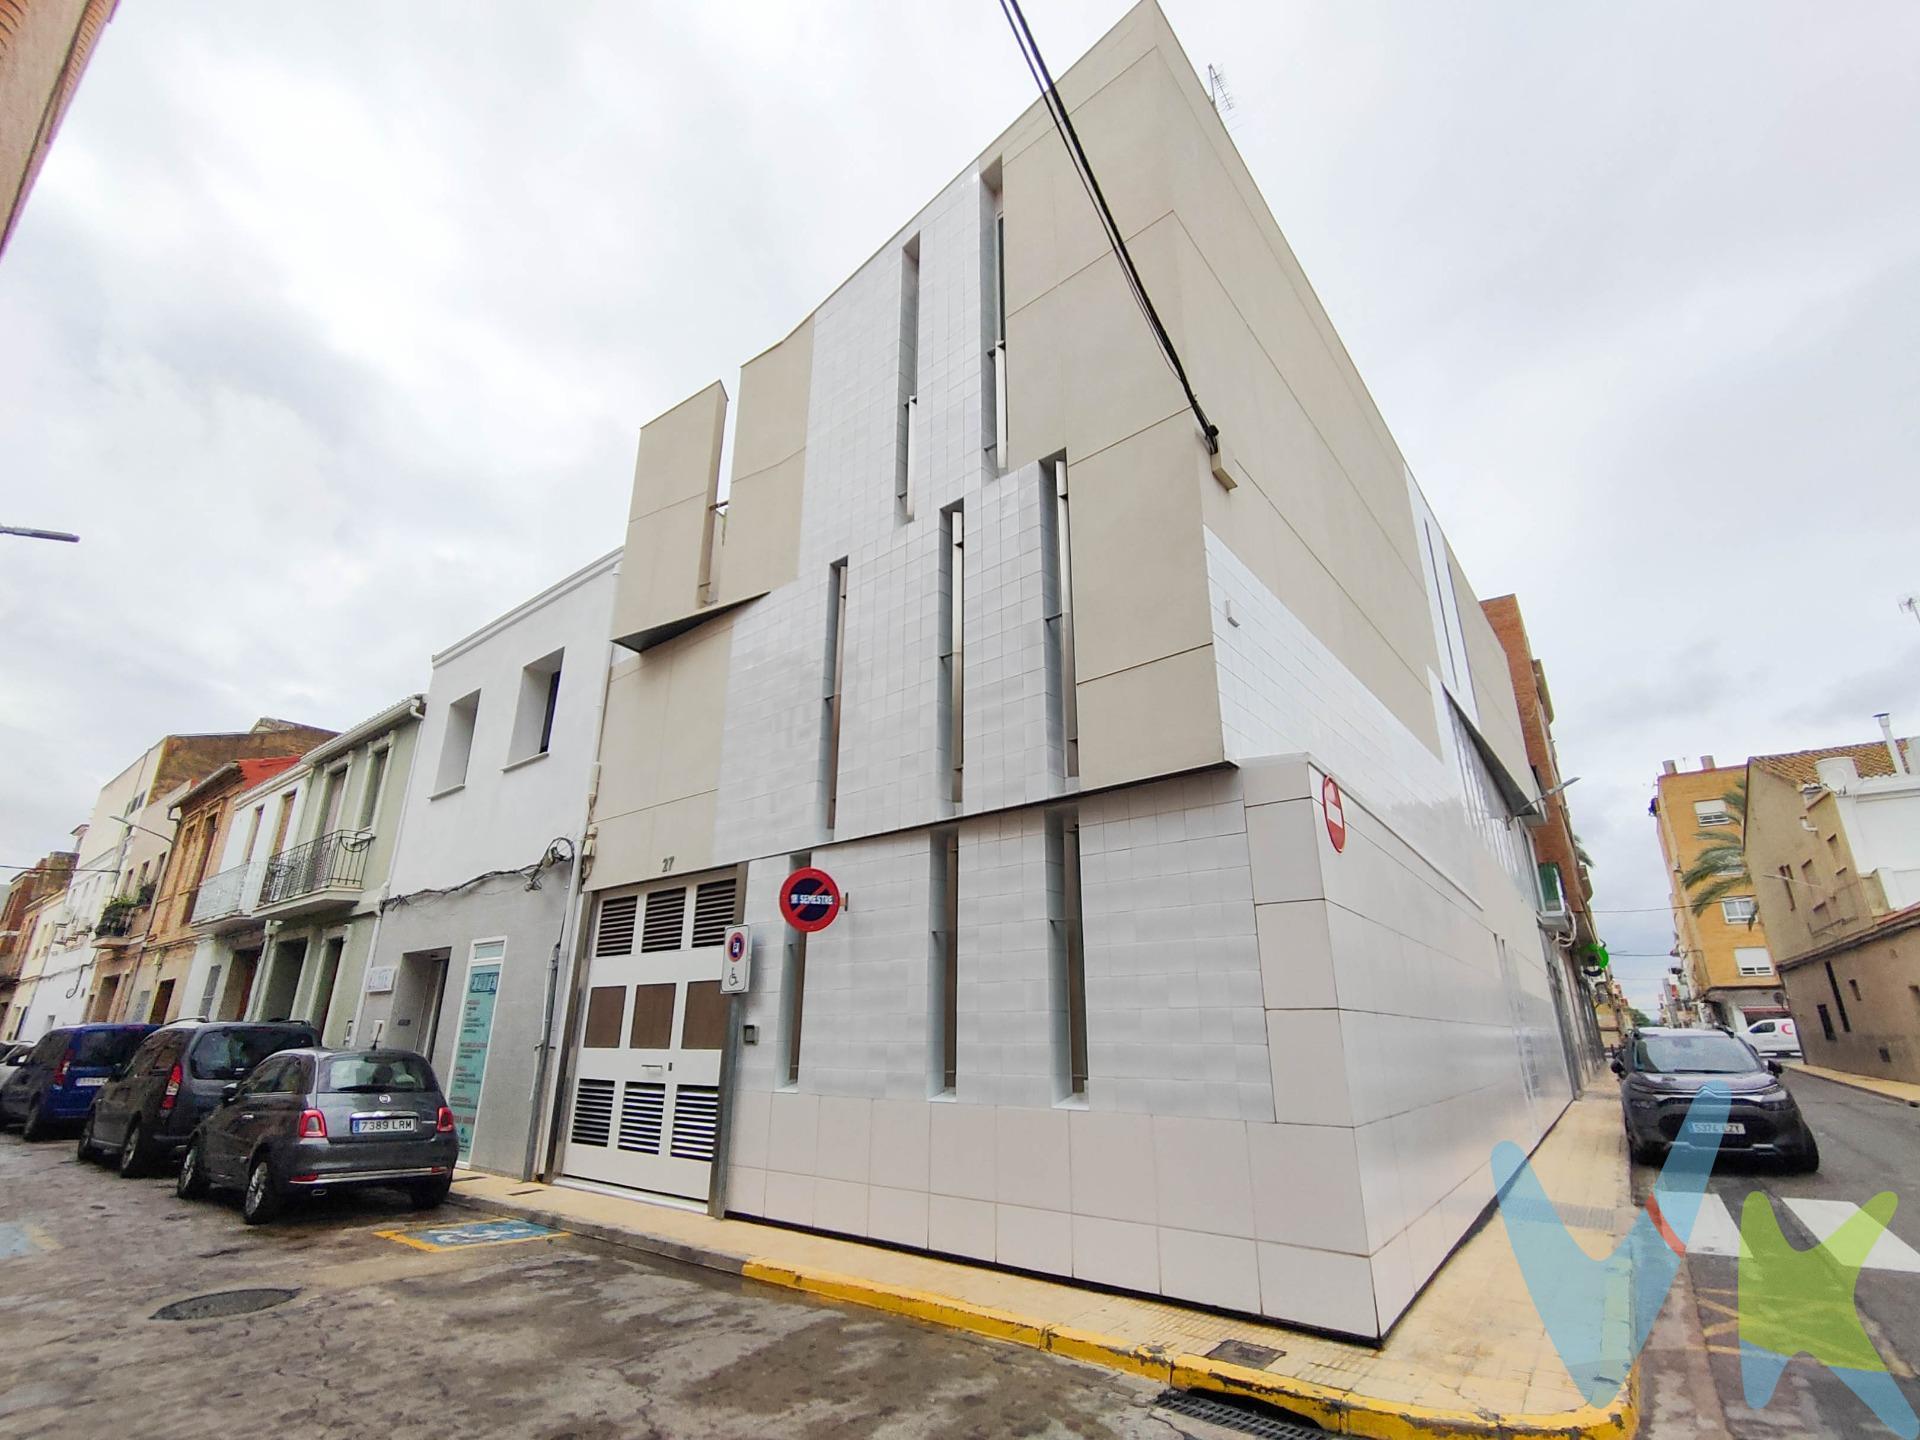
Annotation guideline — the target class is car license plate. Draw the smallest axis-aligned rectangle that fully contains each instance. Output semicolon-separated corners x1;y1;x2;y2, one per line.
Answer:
1690;1121;1745;1135
351;1116;416;1135
76;1076;107;1088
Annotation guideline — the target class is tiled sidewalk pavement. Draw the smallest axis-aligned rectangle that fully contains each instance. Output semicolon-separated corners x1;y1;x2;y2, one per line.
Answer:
449;1091;1634;1438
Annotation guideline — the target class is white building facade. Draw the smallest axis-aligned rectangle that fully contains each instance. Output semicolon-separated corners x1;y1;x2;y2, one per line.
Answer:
553;1;1575;1340
358;551;618;1177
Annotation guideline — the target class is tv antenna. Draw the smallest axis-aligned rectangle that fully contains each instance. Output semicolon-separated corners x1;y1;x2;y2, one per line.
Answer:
1206;64;1236;116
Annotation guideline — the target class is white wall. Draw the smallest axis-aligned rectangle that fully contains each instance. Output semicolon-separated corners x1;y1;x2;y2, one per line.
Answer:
391;554;618;894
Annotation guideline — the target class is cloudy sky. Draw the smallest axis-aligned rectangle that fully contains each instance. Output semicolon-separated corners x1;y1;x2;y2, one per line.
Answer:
3;1;1916;1010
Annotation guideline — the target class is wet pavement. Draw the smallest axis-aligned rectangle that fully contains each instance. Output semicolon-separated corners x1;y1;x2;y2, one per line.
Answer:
0;1130;1234;1440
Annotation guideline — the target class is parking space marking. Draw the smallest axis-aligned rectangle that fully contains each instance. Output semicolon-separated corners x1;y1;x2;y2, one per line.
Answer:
0;1221;56;1259
1685;1194;1752;1259
1784;1198;1920;1274
375;1218;566;1252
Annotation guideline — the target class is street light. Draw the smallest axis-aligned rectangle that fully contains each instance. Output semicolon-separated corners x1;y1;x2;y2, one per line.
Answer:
0;525;79;543
108;815;174;845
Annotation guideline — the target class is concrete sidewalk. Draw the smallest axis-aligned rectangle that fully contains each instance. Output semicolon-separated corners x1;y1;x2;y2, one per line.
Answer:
1788;1061;1920;1106
449;1091;1636;1439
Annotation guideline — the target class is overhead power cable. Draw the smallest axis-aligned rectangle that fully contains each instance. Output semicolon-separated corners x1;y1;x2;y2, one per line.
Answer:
995;0;1219;458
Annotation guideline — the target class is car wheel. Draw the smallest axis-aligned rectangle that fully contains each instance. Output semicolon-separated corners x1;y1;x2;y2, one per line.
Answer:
1629;1135;1664;1167
117;1121;148;1178
242;1157;281;1225
1790;1137;1821;1174
176;1139;209;1201
21;1102;50;1142
76;1114;99;1163
408;1176;453;1211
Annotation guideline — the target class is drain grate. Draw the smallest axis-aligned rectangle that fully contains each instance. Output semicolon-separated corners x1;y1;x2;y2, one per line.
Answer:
1153;1389;1327;1438
153;1287;300;1321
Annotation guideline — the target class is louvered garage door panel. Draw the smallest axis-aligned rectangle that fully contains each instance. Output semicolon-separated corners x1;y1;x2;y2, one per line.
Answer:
560;876;727;1202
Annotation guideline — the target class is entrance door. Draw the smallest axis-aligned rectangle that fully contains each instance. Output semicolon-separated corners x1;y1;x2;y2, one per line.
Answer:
560;875;737;1201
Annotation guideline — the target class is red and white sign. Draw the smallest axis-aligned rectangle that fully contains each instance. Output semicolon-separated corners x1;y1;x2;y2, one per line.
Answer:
1321;775;1347;853
779;867;842;932
720;924;753;994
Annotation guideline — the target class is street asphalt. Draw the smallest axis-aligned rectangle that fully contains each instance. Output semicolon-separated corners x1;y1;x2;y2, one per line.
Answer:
1637;1068;1920;1439
0;1129;1256;1440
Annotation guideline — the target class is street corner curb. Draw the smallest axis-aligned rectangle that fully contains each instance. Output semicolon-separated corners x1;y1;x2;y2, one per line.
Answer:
446;1189;1639;1440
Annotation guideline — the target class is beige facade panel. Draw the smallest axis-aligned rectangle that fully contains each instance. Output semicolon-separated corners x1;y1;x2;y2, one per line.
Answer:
1075;643;1223;791
1064;411;1213;687
629;380;726;523
730;317;813;484
715;449;805;609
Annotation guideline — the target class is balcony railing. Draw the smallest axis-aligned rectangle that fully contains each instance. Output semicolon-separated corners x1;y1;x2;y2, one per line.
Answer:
191;860;269;925
260;830;371;908
97;901;138;938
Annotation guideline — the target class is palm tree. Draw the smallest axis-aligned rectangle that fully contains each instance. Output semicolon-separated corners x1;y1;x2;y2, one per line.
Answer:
1679;780;1749;916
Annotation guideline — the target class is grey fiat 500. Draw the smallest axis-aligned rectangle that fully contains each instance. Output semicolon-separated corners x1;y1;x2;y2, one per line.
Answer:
177;1047;459;1224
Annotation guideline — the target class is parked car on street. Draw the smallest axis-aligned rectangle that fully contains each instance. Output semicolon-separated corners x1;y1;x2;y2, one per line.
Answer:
78;1019;320;1176
1612;1025;1818;1171
177;1047;458;1224
0;1024;153;1139
1741;1017;1801;1060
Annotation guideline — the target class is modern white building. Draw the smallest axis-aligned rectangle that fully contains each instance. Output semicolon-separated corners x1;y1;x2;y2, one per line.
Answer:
548;0;1577;1341
357;551;619;1176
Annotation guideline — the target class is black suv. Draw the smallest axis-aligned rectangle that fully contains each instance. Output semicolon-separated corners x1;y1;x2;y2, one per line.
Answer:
79;1020;320;1176
1612;1025;1819;1172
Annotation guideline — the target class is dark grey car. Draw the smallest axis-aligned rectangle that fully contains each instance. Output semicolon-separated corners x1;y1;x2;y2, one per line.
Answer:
177;1047;459;1224
1612;1025;1819;1171
78;1020;319;1176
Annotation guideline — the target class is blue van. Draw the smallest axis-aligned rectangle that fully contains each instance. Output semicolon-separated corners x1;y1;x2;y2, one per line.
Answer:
0;1024;154;1139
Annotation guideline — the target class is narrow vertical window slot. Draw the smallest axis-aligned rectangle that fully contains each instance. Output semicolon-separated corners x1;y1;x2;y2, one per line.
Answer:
1039;457;1079;778
939;503;965;807
782;851;811;1088
1046;809;1089;1101
897;235;921;522
930;829;959;1095
822;560;849;831
980;163;1007;463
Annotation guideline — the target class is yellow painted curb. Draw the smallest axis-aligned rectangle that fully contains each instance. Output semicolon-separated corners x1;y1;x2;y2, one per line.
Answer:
740;1255;1638;1440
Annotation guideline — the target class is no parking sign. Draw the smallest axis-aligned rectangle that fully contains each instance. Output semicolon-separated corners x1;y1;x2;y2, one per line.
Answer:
720;924;752;994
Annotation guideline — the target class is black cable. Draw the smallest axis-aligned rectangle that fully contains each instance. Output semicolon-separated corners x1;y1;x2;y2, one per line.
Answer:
995;0;1219;456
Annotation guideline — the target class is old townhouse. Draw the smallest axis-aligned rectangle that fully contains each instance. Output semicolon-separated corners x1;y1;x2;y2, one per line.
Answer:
357;551;618;1173
1744;724;1920;1082
0;852;75;1037
543;1;1577;1341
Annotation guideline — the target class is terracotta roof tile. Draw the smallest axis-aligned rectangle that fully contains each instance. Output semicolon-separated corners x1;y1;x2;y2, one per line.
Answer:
1750;739;1914;787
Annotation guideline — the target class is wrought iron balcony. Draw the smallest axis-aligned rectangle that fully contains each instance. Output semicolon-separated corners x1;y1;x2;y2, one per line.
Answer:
191;860;269;926
96;900;138;938
260;830;371;909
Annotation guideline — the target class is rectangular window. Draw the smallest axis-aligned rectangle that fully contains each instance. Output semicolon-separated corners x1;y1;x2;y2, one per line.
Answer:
1694;800;1732;827
980;160;1006;461
318;764;348;835
242;805;264;863
1734;947;1772;977
897;235;920;521
940;503;965;806
1720;896;1757;924
357;746;389;830
1817;1002;1835;1042
198;965;222;1020
435;691;480;793
1825;960;1852;1032
1038;457;1079;777
509;650;564;763
1778;865;1795;911
1849;977;1862;1001
822;560;849;830
1046;810;1089;1101
930;830;959;1095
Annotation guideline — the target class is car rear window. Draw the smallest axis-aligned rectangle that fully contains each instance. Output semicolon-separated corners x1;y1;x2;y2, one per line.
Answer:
322;1055;436;1094
1634;1032;1759;1075
189;1027;316;1081
70;1029;148;1067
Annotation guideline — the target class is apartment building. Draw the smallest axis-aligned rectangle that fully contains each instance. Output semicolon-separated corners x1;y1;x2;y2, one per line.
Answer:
1651;757;1779;1030
358;552;617;1175
5;721;333;1036
1745;726;1920;1082
0;852;76;1036
0;0;117;259
548;2;1575;1341
197;701;423;1045
1481;593;1605;1081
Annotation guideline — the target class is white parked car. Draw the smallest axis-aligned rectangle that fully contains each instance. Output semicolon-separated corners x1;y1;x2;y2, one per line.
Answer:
1743;1017;1801;1059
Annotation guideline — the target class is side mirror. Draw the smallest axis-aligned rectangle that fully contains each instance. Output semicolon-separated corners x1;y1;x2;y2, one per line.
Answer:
1609;1059;1625;1076
220;1083;240;1104
1766;1060;1783;1077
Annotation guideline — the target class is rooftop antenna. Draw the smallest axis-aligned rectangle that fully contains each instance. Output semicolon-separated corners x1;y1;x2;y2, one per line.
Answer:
1206;63;1236;118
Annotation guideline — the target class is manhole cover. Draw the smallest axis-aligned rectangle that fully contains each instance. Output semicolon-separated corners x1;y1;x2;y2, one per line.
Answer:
1206;1338;1285;1368
153;1287;300;1321
1153;1389;1327;1438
